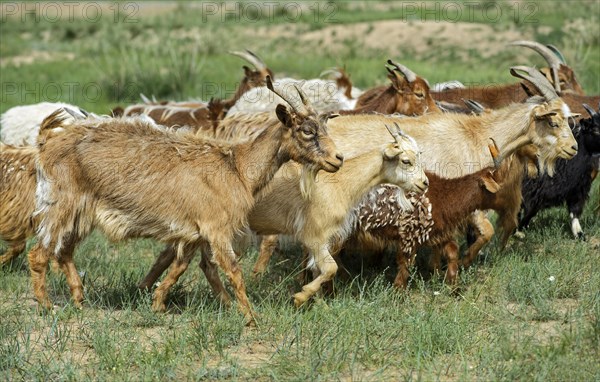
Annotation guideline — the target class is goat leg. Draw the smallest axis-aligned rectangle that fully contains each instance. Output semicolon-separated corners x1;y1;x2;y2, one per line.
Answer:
252;234;278;276
0;240;26;265
27;243;53;310
198;241;232;306
138;244;176;290
497;206;520;246
293;244;338;307
566;194;586;240
152;243;198;313
518;203;539;231
55;238;84;308
210;239;255;325
462;213;495;268
440;241;460;285
393;248;412;289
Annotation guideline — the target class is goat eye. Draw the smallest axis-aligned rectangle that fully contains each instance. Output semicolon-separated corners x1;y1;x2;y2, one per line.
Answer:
402;159;411;165
301;129;315;138
415;93;424;99
549;122;558;128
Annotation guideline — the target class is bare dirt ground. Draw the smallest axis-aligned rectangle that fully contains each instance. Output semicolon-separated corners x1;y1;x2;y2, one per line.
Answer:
253;20;533;60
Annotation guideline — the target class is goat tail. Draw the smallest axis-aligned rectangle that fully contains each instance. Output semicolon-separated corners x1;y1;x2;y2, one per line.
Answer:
36;109;71;148
39;109;68;134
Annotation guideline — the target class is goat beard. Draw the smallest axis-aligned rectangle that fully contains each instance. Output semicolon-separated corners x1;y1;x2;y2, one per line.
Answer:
299;165;318;200
536;148;558;177
395;186;414;212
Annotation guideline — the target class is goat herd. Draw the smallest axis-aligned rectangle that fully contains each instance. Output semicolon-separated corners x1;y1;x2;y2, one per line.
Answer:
1;41;599;325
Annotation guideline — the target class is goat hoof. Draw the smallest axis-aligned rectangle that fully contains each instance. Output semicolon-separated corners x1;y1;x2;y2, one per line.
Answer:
577;232;586;241
244;313;258;327
35;300;56;314
152;301;167;313
514;231;526;240
137;282;153;292
292;293;309;308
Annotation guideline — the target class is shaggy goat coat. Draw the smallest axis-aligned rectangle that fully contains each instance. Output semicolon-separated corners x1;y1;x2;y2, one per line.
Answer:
0;143;38;263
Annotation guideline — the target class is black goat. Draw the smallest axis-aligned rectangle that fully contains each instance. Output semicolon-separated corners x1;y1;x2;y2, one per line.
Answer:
519;103;600;239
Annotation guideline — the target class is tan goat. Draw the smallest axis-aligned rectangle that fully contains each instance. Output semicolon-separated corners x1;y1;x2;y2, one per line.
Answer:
0;143;38;264
139;122;429;307
27;78;343;324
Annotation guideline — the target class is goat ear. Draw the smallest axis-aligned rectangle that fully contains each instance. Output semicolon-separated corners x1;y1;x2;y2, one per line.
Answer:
275;104;294;128
520;81;538;97
243;65;253;76
111;106;124;117
539;67;554;83
388;71;407;92
383;144;401;160
534;109;558;119
480;172;500;193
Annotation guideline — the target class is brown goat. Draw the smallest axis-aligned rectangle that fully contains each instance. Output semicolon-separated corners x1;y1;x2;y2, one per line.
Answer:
27;78;343;324
350;60;440;116
321;67;355;100
114;50;272;122
0;143;38;265
432;41;585;109
222;50;274;111
122;98;226;134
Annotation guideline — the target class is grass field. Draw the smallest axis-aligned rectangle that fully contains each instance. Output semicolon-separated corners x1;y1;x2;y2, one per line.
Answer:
1;1;599;380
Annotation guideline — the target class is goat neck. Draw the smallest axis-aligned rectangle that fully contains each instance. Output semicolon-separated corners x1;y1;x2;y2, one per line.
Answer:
231;122;287;197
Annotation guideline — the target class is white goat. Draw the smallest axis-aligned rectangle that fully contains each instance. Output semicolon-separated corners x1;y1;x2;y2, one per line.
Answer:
1;102;85;146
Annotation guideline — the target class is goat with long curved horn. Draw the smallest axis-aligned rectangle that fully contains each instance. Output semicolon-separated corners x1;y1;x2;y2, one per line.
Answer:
546;44;567;64
510;65;559;102
387;59;417;83
582;103;597;118
229;49;268;71
510;40;562;93
266;75;314;117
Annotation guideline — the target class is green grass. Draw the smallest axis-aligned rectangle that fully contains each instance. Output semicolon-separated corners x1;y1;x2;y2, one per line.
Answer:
1;1;600;380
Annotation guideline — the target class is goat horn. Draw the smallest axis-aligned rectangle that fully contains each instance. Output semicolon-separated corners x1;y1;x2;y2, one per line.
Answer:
582;103;596;118
387;59;417;83
140;93;151;104
384;124;399;141
510;65;558;102
63;107;86;120
463;99;486;115
546;44;566;64
385;66;397;77
293;84;317;115
488;137;502;169
320;68;342;79
393;122;409;140
229;49;267;71
77;107;90;117
510;41;562;92
266;75;307;116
